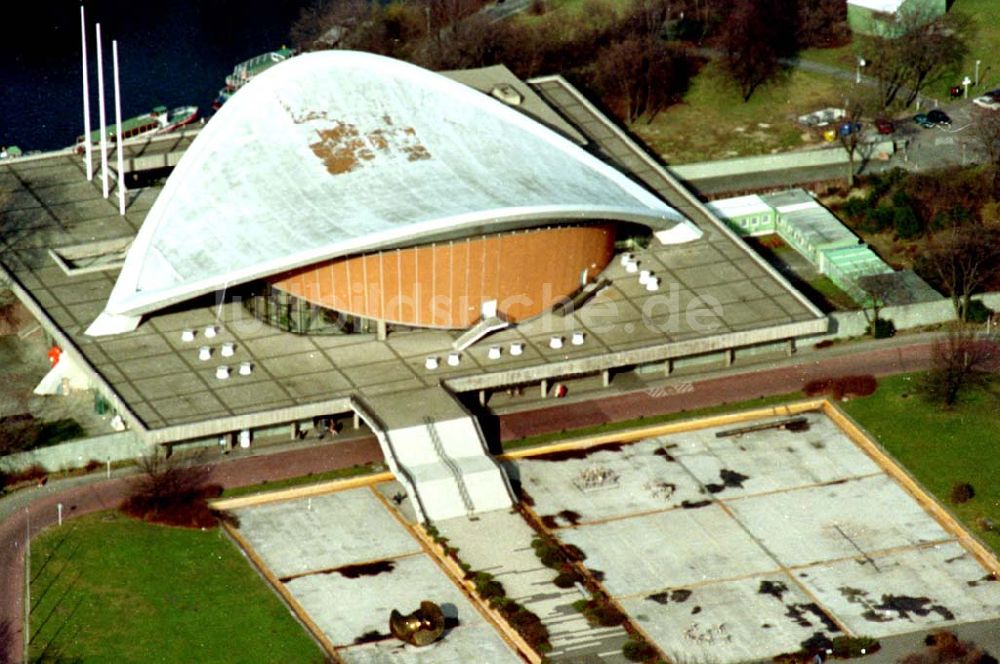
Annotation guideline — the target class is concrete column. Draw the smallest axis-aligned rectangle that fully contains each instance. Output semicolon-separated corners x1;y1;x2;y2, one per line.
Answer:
724;348;735;367
376;319;388;341
290;422;300;440
479;389;487;406
787;338;797;356
540;378;549;398
664;358;674;376
353;411;361;429
602;369;611;388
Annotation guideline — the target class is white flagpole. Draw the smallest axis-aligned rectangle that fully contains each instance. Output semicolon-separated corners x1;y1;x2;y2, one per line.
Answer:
113;40;126;216
96;23;109;199
80;6;93;180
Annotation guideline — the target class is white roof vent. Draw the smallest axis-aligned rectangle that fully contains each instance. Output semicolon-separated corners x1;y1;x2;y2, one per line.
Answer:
490;84;523;107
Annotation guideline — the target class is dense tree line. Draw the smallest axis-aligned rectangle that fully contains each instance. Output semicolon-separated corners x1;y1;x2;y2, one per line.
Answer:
288;0;852;122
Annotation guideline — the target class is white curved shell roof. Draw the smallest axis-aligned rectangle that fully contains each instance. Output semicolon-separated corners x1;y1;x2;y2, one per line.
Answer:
89;51;695;335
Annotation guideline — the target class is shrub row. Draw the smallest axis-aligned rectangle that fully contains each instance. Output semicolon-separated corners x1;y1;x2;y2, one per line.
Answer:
422;523;552;655
531;533;586;588
469;570;552;653
571;596;627;628
803;375;878;400
775;635;880;663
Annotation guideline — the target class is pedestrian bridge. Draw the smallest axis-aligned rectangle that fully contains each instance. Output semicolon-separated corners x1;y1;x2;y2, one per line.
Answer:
351;388;515;522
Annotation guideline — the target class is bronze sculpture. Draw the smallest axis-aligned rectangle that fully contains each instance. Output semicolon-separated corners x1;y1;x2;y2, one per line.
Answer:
389;600;446;646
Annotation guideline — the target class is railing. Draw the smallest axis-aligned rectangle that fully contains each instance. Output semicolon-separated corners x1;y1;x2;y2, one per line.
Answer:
424;417;475;516
349;395;428;522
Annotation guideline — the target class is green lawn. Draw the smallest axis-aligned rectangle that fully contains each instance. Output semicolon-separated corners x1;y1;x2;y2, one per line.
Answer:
842;373;1000;555
220;461;382;498
29;513;325;664
503;390;806;450
631;60;844;164
806;274;859;311
953;0;1000;91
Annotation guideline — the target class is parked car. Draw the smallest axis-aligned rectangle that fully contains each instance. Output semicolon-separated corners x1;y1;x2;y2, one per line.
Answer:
927;109;951;125
874;118;895;135
838;121;862;137
913;113;935;128
973;90;1000;110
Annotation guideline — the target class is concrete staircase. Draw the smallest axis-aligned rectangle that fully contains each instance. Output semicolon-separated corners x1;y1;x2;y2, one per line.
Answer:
351;388;514;522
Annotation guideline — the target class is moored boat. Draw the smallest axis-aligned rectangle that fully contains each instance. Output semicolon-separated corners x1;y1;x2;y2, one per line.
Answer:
74;105;198;152
213;46;295;109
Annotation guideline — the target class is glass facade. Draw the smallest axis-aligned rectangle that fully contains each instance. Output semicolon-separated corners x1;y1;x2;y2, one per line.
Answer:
242;282;401;335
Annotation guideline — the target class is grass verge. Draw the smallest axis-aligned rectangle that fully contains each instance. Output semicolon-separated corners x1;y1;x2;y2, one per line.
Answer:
842;372;1000;555
502;390;805;451
28;512;326;663
220;461;381;498
630;60;844;164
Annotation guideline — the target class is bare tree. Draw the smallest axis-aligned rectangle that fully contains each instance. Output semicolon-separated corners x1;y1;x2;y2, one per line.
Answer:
838;92;879;188
796;0;850;48
920;223;1000;321
718;0;798;102
591;37;689;124
120;451;225;528
971;108;1000;193
289;0;371;50
920;324;998;408
861;8;970;108
857;272;902;338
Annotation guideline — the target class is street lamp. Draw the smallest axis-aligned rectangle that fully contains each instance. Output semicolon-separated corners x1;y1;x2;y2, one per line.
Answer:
963;75;972;99
975;59;981;87
856;57;866;85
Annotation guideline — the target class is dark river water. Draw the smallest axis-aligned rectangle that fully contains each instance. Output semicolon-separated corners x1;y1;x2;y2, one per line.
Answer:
0;0;310;152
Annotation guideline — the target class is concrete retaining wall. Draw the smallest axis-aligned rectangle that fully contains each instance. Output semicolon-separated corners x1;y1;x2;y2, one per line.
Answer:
0;430;151;474
806;292;1000;345
671;141;895;181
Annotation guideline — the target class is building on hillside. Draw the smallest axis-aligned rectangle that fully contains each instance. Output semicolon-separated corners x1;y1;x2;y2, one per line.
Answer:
85;51;700;339
0;52;827;459
846;0;947;36
762;190;860;270
705;195;776;236
709;188;938;305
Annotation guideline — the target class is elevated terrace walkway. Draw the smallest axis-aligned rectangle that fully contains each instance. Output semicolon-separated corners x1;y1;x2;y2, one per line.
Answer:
351;387;514;523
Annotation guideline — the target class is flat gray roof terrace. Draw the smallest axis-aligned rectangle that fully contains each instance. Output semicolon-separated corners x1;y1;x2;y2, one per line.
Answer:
0;78;824;445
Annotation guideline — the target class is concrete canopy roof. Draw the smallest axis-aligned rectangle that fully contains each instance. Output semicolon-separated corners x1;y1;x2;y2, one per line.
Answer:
87;50;694;336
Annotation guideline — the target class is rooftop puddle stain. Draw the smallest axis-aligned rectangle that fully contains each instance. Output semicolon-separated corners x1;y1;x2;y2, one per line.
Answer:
533;441;627;462
758;580;789;600
839;587;956;622
353;630;390;645
968;573;998;587
785;603;841;632
681;499;712;509
540;510;583;528
654;445;678;462
704;468;751;494
333;560;396;579
646;589;693;605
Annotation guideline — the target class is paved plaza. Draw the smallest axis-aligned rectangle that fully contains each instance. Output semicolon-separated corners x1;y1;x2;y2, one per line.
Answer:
516;411;1000;663
231;487;522;664
0;74;824;448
